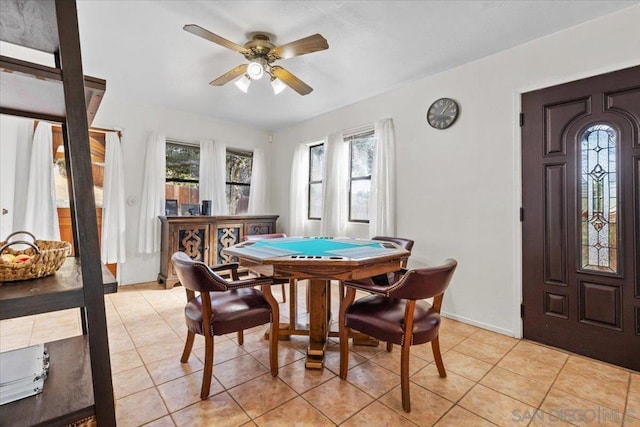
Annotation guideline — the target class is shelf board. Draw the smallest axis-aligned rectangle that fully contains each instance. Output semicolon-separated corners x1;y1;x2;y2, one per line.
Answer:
0;55;106;125
0;0;59;54
0;336;95;426
0;257;117;320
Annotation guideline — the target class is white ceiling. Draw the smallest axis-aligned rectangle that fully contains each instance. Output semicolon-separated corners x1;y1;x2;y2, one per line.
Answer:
74;0;637;132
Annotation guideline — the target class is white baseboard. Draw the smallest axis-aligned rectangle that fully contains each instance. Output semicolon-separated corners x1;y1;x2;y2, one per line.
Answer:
441;310;516;338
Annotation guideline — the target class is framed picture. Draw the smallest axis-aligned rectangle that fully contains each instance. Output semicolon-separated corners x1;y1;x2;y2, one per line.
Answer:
181;203;200;216
165;199;178;216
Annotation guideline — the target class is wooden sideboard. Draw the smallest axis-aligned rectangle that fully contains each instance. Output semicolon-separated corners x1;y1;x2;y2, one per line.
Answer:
158;214;278;288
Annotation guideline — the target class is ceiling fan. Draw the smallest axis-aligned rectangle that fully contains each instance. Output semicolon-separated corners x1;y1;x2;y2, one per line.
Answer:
184;24;329;96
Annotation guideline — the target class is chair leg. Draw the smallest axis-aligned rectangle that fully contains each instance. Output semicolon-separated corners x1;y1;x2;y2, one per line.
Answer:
431;335;447;378
401;340;411;412
201;334;214;400
237;330;244;346
386;342;393;352
261;283;280;377
280;283;286;303
181;330;195;363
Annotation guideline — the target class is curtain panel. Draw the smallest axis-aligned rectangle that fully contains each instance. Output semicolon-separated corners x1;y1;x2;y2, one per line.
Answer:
137;132;166;254
289;143;310;236
101;132;126;263
199;140;228;215
320;132;348;237
24;122;60;241
248;147;266;214
369;118;397;237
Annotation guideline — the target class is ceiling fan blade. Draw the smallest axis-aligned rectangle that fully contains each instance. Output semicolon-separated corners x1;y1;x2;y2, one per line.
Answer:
184;24;248;53
270;34;328;60
271;66;313;95
209;64;248;86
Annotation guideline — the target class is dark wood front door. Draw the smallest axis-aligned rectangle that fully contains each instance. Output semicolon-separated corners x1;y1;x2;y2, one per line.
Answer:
522;66;640;371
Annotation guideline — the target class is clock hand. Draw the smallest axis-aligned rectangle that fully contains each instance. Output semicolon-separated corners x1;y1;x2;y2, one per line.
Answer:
440;101;449;114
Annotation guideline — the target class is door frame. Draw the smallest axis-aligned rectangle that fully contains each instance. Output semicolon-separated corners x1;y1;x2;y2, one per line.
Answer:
514;63;639;339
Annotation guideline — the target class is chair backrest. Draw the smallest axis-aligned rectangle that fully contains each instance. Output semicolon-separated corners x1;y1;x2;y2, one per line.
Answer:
388;259;457;301
372;236;414;269
171;251;228;293
242;233;287;242
372;236;414;252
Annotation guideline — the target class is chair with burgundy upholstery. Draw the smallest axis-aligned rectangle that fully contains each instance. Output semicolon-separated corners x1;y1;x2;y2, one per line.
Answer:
339;259;458;412
242;233;289;303
340;236;414;350
172;251;279;399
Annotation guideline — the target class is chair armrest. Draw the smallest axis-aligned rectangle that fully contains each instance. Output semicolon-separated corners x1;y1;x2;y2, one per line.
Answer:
344;269;410;296
226;276;274;290
209;262;239;272
343;279;394;296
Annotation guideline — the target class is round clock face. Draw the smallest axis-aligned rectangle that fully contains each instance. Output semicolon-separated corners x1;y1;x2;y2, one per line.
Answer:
427;98;459;129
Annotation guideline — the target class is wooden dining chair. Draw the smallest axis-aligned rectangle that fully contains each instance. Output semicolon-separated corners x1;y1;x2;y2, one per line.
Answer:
339;259;458;412
171;251;280;399
340;236;414;349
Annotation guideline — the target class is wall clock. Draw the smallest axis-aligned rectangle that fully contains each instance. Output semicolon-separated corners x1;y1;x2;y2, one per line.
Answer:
427;98;459;129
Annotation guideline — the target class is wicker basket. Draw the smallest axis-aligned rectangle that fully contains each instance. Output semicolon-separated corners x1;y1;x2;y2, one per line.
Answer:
0;231;70;282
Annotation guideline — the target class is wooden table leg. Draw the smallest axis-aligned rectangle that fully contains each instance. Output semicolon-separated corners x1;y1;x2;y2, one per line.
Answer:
305;279;330;369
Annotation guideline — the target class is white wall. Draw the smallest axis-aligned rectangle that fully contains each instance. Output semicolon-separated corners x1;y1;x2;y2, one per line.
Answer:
270;6;640;337
91;96;271;285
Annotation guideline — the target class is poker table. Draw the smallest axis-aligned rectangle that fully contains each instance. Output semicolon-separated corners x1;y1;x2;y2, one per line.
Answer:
222;237;410;369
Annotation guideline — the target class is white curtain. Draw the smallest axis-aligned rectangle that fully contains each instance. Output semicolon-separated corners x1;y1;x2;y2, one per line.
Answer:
137;132;165;254
0;115;33;238
289;143;309;236
248;147;266;214
24;122;60;241
321;131;348;237
101;132;126;263
199;140;228;215
369;118;397;237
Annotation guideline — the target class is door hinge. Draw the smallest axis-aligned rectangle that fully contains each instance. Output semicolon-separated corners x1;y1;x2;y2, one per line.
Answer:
519;112;524;127
520;207;524;222
520;303;525;318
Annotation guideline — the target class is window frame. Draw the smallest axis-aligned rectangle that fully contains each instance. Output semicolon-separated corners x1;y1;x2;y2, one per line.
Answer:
307;142;324;220
347;129;375;223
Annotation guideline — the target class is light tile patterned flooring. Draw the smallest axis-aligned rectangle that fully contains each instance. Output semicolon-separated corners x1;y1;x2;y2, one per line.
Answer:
1;281;638;426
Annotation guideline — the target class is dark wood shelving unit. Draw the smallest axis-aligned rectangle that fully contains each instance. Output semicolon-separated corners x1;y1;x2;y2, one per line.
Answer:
0;0;117;425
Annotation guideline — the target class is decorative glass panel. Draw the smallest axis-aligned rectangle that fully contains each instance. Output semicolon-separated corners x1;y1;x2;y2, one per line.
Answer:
580;124;617;272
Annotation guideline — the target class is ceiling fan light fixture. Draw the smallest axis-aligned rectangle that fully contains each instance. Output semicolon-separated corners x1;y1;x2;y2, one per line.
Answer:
270;77;287;94
234;75;251;93
246;59;265;80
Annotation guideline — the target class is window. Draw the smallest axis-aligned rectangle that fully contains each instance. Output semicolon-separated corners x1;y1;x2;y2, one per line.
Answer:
347;130;374;222
165;142;200;210
308;143;324;219
165;142;253;215
306;129;375;222
226;150;253;215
